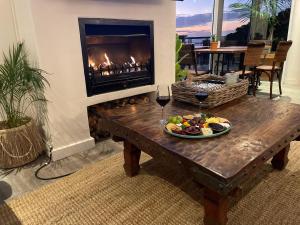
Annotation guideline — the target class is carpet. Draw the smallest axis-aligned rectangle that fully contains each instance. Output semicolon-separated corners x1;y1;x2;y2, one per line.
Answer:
1;142;300;225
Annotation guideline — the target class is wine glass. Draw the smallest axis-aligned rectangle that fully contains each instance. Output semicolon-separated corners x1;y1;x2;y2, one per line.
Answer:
156;85;171;125
195;92;208;115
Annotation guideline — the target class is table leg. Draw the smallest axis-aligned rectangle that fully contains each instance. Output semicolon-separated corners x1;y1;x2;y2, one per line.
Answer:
239;53;245;70
203;188;229;225
221;54;225;75
123;140;141;177
226;55;230;72
271;144;290;170
216;53;220;75
210;53;214;74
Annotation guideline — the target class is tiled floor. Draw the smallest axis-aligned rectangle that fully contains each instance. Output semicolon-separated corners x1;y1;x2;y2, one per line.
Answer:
1;81;299;203
0;139;122;202
257;81;300;104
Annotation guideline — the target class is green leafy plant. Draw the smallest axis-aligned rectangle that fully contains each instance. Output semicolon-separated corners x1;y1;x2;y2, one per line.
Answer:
175;35;188;81
211;34;218;42
230;0;291;40
0;43;49;129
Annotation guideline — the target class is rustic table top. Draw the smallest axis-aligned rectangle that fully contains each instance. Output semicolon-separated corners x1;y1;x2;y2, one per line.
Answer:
195;46;247;54
98;96;300;193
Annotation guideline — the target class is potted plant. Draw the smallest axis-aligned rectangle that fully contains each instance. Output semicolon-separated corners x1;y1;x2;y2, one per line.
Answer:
210;35;218;49
0;43;49;168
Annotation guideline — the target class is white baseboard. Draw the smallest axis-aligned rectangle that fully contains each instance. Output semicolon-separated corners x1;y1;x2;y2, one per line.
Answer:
51;137;95;161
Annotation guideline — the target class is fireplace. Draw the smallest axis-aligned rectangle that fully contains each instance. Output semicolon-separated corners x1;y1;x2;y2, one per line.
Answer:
79;18;155;96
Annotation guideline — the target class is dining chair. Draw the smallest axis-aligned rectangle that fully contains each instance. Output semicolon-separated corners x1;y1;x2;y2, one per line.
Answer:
255;44;272;87
238;42;266;96
256;41;293;99
179;44;207;77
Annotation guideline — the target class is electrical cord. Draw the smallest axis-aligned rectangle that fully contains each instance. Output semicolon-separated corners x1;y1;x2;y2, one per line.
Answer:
35;145;76;180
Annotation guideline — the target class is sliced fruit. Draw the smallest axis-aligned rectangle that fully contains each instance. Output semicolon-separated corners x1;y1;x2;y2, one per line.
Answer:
176;115;183;123
166;123;182;132
183;121;191;127
203;122;209;128
171;117;178;124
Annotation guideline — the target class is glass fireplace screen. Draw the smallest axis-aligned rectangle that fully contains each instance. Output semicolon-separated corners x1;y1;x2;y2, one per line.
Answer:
79;19;154;96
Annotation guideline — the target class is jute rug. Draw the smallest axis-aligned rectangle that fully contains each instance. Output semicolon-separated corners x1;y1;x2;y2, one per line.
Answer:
1;142;300;225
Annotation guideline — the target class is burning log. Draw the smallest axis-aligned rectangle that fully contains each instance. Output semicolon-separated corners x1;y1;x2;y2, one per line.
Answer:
88;53;149;77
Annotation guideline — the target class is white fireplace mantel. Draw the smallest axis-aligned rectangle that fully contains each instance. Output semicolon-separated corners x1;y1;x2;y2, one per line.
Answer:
11;0;176;160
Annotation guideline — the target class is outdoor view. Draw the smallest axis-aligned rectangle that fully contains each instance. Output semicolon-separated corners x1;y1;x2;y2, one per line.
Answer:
176;0;292;47
176;0;249;37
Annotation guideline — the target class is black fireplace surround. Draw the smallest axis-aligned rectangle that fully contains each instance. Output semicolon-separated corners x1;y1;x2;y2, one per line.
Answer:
79;18;154;96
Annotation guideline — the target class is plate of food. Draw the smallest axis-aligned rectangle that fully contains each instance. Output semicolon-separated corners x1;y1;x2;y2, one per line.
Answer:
164;114;231;139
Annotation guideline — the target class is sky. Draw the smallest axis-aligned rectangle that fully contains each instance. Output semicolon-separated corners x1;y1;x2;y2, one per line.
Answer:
177;0;240;16
176;0;248;37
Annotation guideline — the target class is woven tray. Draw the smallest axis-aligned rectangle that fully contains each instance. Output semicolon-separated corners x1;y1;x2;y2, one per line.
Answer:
172;74;249;108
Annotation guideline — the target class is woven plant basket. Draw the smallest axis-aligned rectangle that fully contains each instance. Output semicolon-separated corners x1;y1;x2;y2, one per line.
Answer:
0;119;45;169
172;74;249;108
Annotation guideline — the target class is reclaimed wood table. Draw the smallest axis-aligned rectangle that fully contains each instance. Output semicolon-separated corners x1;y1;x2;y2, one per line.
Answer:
98;96;300;225
195;46;247;75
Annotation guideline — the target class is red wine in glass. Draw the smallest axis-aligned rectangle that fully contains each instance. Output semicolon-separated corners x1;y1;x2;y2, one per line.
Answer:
195;92;208;112
156;85;170;124
156;96;170;107
195;92;209;102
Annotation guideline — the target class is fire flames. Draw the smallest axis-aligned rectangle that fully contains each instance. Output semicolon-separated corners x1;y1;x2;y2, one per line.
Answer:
130;56;136;64
88;53;144;76
88;59;96;68
104;53;112;66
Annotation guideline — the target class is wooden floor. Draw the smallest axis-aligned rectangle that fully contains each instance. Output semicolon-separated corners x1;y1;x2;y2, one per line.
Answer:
1;81;299;203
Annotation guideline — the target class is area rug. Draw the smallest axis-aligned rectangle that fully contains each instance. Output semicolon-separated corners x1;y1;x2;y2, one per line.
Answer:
1;142;300;225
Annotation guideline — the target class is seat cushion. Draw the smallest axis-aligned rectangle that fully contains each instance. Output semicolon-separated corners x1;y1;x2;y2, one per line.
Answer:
236;70;254;76
256;65;280;71
188;70;208;76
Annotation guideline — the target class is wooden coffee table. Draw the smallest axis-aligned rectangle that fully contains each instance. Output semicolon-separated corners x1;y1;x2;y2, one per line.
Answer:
98;96;300;225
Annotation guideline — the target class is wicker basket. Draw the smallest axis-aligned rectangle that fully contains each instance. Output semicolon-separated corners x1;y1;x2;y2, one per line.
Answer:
0;119;45;169
172;74;249;108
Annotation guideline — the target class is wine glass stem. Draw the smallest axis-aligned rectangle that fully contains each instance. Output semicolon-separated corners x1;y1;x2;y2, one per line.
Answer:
161;107;164;121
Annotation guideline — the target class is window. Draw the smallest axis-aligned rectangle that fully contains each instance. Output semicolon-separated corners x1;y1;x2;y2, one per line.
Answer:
222;0;292;47
177;0;292;48
249;0;292;48
222;0;251;46
176;0;215;46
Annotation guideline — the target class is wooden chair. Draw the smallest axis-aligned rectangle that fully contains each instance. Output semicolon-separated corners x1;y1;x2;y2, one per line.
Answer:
256;41;293;99
237;42;266;95
179;44;207;76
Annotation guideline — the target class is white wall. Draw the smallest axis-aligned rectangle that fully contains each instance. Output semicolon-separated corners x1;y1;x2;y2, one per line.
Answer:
10;0;176;160
0;0;17;63
284;0;300;86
